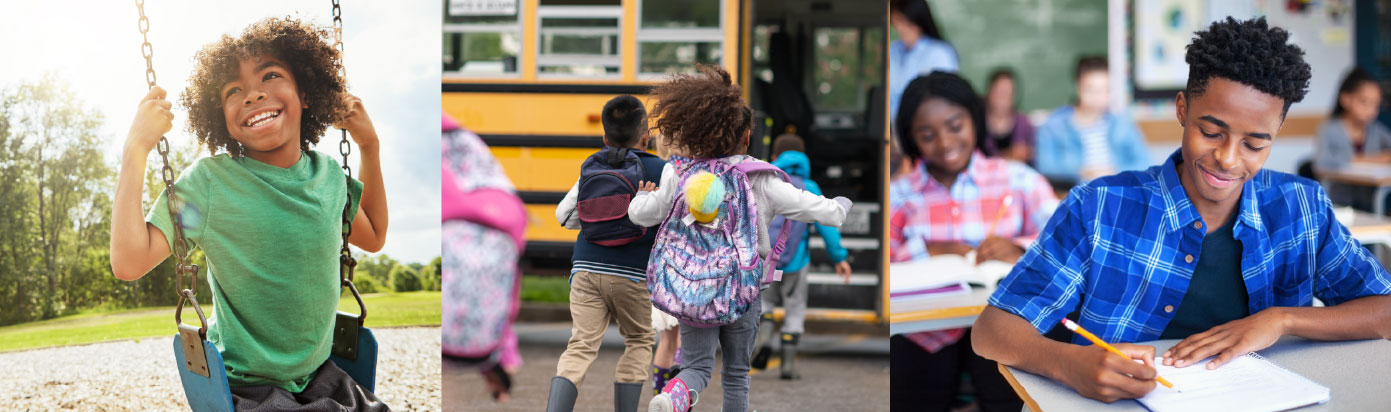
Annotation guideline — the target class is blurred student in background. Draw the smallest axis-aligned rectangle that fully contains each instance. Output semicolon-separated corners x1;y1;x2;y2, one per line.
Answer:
889;0;959;120
982;68;1036;165
1035;56;1150;184
889;71;1059;412
1314;67;1391;213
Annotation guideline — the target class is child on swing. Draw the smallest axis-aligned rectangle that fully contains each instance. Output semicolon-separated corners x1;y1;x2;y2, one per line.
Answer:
109;17;389;411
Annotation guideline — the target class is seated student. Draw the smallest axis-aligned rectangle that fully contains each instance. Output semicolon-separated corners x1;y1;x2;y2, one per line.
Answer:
1035;56;1150;184
982;68;1037;165
1313;67;1391;212
889;0;959;120
973;17;1391;404
888;71;1060;412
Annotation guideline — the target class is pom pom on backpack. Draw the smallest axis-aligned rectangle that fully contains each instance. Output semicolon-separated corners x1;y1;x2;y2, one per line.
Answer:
685;171;725;223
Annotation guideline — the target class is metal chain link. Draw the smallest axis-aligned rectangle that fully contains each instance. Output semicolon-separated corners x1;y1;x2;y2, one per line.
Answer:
332;0;360;321
137;0;200;326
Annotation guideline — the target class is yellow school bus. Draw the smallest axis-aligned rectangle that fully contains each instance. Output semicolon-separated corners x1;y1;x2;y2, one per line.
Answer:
443;0;888;323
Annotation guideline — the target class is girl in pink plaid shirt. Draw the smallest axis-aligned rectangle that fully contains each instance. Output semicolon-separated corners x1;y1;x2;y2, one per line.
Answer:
888;71;1059;412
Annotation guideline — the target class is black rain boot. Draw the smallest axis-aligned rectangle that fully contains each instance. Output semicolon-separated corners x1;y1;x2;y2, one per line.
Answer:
780;333;801;380
545;376;579;412
614;381;642;412
750;313;776;370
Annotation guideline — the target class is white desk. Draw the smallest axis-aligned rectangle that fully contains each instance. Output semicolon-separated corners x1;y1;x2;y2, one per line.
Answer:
888;288;992;335
1320;163;1391;216
999;337;1391;412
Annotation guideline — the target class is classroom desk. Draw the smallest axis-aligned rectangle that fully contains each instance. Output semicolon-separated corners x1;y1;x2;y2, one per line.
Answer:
1320;163;1391;216
1348;210;1391;248
888;288;992;335
999;337;1391;412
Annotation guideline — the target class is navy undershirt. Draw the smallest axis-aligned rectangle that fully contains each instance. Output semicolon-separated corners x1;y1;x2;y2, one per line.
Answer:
1159;214;1251;340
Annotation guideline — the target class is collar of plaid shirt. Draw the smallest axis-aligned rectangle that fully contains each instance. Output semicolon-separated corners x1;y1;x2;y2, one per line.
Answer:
987;149;1391;343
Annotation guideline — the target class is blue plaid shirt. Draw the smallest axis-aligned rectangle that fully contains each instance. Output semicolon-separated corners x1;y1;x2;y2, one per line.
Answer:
989;150;1391;343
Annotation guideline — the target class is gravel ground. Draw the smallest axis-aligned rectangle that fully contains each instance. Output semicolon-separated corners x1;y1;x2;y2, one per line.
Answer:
0;327;441;412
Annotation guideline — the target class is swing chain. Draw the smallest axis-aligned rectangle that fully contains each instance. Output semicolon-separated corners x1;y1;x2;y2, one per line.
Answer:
332;0;363;324
137;0;201;330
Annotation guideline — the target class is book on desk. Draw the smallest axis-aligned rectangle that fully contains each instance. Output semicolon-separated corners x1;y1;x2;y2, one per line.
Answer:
888;251;1014;303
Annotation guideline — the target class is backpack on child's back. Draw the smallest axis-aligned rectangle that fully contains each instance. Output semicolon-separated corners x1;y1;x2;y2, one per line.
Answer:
576;146;647;246
647;155;792;327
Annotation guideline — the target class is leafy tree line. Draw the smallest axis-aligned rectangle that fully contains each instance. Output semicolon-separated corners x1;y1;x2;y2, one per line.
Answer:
0;75;440;327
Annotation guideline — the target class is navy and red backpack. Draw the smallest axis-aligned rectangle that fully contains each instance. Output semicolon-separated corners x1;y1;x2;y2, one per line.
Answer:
575;146;648;246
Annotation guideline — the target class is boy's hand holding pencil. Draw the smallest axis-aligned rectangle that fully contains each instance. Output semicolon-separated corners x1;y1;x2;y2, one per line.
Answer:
1055;319;1171;403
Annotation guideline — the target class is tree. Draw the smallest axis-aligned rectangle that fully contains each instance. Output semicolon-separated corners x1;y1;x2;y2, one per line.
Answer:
387;264;421;292
0;74;112;322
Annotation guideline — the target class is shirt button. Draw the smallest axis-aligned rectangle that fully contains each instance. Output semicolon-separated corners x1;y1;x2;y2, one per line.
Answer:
1185;254;1194;263
1193;221;1202;229
1164;305;1174;313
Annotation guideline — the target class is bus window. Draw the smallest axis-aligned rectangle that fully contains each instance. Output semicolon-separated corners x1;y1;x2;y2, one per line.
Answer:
638;0;723;76
751;24;777;83
537;1;622;77
443;0;522;76
810;25;885;129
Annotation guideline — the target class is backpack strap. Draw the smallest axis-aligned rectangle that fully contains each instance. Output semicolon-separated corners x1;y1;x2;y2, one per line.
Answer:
731;159;792;285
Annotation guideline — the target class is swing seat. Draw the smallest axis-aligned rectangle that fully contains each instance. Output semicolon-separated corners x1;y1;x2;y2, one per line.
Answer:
173;311;377;412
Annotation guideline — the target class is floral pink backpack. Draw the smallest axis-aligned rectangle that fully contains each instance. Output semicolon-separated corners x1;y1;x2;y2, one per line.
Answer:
647;155;792;327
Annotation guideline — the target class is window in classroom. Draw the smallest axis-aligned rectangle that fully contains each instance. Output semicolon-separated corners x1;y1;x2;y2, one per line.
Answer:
443;0;522;76
637;0;723;76
537;2;622;77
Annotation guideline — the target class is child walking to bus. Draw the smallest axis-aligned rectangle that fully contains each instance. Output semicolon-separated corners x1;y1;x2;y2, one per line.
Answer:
628;64;852;412
549;95;666;412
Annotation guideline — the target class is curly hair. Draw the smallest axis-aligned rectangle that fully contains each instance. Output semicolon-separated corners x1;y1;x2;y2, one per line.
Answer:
1185;17;1311;117
648;64;752;159
180;17;348;157
894;71;987;161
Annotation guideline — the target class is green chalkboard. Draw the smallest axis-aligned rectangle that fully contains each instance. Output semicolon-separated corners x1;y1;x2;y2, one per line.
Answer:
926;0;1109;112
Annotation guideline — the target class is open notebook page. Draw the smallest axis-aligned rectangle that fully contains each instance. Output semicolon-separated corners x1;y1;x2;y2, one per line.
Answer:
1138;354;1329;412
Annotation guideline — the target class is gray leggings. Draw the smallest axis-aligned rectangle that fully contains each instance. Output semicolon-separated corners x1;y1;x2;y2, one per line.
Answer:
676;299;761;412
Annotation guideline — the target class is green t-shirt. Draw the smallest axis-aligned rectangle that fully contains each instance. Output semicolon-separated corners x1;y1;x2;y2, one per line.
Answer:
147;150;362;392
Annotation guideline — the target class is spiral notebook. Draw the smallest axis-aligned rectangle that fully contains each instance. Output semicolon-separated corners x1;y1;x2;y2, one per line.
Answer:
1138;352;1330;412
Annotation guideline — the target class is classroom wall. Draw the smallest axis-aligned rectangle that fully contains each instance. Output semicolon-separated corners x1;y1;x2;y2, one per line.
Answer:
1116;0;1358;145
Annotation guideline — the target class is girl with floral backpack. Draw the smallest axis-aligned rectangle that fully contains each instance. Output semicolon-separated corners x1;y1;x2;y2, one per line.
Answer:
627;65;852;412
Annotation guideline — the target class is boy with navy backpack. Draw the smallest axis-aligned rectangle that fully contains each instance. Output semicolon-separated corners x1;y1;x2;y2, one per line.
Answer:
751;133;853;380
549;95;666;412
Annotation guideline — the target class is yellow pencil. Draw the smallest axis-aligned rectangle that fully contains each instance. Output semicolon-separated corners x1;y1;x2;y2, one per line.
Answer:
1061;318;1176;391
987;194;1013;237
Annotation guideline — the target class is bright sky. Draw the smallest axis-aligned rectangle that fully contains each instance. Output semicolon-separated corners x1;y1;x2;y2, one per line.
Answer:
0;0;442;264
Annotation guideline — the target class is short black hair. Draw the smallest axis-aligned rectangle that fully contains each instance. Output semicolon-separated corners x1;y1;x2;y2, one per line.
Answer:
894;71;987;161
1332;67;1380;117
1074;55;1108;81
601;95;647;148
771;133;805;158
1184;17;1311;117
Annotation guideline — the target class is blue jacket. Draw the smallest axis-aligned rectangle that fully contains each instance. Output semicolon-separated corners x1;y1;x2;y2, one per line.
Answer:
1034;106;1151;182
771;151;849;272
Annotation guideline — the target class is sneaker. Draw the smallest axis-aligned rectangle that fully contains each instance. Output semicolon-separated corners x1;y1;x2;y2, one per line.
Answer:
648;378;691;412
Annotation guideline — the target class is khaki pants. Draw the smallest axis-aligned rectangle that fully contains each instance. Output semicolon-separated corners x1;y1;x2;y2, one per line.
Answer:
555;271;654;385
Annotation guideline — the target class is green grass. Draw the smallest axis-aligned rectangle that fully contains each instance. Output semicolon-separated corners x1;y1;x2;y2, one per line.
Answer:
521;275;570;303
0;291;441;353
